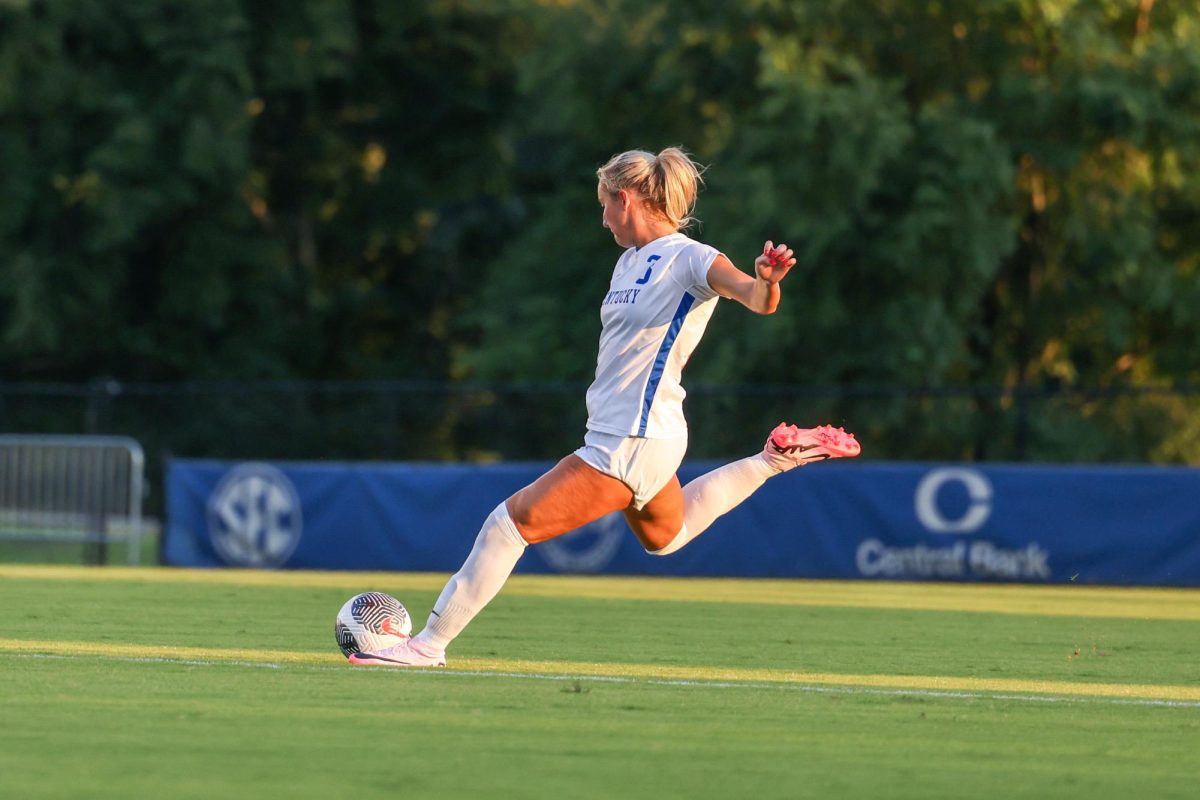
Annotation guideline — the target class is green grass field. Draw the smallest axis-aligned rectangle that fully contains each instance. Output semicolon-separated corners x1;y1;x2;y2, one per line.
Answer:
1;565;1198;799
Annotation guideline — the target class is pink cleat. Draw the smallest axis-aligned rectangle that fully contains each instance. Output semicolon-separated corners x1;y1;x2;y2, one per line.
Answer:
347;638;447;668
762;422;861;472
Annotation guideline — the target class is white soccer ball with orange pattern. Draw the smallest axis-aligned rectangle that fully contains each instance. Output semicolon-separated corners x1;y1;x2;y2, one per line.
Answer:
335;592;412;657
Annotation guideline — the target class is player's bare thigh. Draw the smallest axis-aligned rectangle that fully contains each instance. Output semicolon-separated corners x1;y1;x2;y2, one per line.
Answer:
506;454;634;544
623;475;684;551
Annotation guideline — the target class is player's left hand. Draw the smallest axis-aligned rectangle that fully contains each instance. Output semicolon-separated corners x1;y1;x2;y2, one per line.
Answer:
755;241;796;284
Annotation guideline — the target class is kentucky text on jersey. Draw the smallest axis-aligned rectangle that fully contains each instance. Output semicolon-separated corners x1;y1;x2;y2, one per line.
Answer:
602;288;642;305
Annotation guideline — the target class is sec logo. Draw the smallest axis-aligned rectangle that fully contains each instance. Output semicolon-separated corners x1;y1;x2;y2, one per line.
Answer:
206;463;303;568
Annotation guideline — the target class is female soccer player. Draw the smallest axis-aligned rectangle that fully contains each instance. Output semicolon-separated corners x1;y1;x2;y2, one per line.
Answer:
350;147;860;667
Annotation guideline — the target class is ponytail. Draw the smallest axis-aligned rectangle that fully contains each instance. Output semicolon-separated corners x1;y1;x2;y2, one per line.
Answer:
596;147;705;230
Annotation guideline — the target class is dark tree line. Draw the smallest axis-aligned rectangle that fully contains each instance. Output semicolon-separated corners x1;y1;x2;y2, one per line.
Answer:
2;0;1199;462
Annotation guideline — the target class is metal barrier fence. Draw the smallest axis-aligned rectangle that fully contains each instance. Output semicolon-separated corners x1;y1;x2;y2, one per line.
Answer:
0;435;146;565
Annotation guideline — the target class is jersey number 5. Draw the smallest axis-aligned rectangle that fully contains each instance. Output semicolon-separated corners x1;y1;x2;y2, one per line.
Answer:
635;254;661;285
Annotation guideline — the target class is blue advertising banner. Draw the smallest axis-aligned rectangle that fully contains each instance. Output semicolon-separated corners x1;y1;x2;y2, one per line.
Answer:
165;458;1200;586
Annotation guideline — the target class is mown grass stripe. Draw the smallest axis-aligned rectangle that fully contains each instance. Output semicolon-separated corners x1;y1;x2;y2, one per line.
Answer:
2;564;1198;620
12;652;1200;710
3;638;1198;703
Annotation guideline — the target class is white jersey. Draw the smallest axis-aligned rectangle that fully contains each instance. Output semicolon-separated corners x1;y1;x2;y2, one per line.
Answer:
585;232;721;438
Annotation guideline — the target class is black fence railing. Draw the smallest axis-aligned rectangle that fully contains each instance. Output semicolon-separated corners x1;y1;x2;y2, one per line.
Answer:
1;379;1197;516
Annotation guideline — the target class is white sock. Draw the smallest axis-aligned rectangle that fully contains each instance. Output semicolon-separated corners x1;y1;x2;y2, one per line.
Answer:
648;454;776;556
414;502;528;652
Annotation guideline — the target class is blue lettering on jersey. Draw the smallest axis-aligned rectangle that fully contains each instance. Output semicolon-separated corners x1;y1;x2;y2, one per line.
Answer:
602;288;642;306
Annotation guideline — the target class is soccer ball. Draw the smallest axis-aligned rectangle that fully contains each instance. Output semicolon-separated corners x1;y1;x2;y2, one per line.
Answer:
335;591;412;657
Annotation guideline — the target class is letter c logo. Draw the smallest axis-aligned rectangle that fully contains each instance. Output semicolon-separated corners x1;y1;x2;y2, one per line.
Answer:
914;468;992;534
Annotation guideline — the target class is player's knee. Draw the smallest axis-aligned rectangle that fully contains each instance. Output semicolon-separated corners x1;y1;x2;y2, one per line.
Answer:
505;494;569;543
505;495;538;536
644;525;687;556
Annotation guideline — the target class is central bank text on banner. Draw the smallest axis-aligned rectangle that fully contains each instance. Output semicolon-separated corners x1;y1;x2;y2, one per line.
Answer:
165;459;1200;586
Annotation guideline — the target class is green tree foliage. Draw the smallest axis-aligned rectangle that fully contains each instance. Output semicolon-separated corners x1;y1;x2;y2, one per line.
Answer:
0;1;264;377
0;0;526;380
1;0;1199;462
461;0;1200;461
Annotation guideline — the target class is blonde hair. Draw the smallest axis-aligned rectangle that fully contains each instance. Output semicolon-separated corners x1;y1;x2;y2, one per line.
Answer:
596;147;706;230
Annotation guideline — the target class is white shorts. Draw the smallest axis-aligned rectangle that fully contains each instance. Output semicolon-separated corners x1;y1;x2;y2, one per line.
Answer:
573;430;688;510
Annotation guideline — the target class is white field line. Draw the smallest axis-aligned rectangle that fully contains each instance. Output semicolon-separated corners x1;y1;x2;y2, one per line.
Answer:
8;651;1200;710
